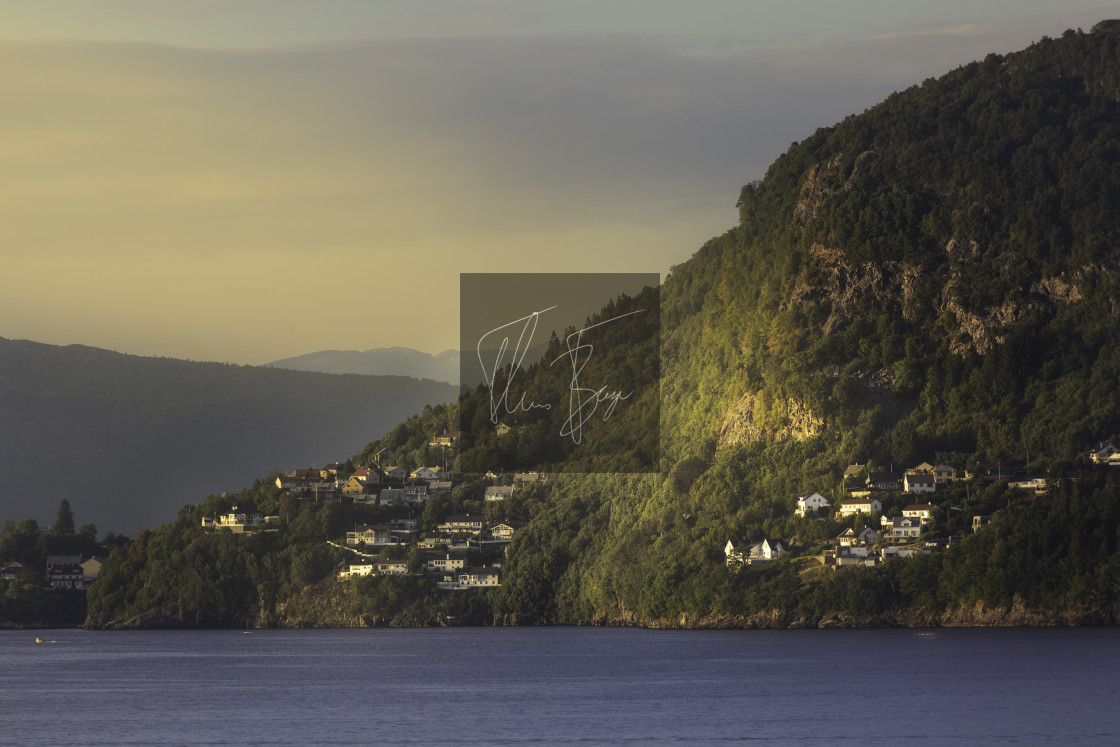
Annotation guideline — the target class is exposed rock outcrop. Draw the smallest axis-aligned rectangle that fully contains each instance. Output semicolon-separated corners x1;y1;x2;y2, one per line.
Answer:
716;393;824;449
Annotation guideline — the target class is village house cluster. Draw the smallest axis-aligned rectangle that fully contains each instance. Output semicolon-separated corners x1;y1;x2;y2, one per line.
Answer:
1;555;103;590
200;434;542;590
726;441;1119;572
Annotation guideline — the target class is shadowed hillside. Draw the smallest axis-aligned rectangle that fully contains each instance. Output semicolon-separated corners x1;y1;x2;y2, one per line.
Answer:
0;338;457;534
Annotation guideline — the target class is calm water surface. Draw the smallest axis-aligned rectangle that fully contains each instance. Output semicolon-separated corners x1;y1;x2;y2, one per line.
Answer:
2;626;1118;745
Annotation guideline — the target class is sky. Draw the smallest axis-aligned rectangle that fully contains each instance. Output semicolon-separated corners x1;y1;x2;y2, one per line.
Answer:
1;1;1118;365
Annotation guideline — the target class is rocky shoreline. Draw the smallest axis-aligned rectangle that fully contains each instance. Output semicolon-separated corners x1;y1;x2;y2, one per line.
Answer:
84;596;1117;631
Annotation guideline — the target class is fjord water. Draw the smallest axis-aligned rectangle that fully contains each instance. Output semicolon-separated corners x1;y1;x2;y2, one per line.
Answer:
2;627;1117;745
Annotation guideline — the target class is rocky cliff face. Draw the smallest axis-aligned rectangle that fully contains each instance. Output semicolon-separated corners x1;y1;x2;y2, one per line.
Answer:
717;393;824;449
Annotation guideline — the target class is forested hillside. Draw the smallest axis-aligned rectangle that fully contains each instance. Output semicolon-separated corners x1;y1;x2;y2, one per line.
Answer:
479;22;1120;625
82;23;1120;629
0;339;457;534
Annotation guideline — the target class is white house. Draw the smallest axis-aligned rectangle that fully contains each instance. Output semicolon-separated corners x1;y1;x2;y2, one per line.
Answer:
339;563;376;579
902;504;937;523
795;492;830;517
836;553;876;567
836;545;875;565
377;559;410;576
437;515;485;534
460;568;501;587
903;473;936;494
1009;476;1048;492
382;465;407;481
881;546;930;560
724;540;747;568
836;527;879;546
410;466;442;482
727;538;786;567
485;485;516;502
346;524;391;547
749;538;787;564
840;498;882;516
426;554;468;572
1091;441;1117;464
490;522;523;541
889;516;923;540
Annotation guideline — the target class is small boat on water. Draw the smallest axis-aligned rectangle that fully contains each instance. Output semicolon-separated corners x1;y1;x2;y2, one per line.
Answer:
34;637;44;643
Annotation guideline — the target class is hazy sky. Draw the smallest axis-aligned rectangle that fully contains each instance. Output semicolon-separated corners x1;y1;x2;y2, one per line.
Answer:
2;1;1117;364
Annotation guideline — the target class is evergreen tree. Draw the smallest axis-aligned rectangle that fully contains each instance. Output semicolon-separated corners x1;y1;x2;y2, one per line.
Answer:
52;499;75;536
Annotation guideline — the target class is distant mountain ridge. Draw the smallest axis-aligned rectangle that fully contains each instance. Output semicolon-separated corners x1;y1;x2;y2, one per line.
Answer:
0;337;458;535
266;347;461;385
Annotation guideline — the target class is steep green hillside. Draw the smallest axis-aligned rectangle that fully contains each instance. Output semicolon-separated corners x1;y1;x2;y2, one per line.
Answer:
493;22;1120;624
83;24;1120;629
661;23;1120;468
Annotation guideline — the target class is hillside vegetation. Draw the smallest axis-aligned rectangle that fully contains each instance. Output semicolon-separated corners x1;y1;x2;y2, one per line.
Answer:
80;24;1120;629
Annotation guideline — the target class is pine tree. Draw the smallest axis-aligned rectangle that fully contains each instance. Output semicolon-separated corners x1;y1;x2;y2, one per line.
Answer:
52;499;75;536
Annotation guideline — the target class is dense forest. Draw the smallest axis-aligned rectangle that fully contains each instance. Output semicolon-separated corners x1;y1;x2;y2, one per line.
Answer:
19;23;1120;629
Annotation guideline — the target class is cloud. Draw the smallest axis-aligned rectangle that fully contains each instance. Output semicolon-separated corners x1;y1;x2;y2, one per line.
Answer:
0;11;1110;361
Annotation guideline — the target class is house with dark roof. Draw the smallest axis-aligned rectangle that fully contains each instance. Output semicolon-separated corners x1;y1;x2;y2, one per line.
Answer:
866;473;901;491
437;515;485;534
485;485;516;502
903;473;936;494
931;464;958;484
1090;441;1117;464
0;561;26;581
796;491;830;517
46;555;85;590
888;516;923;540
